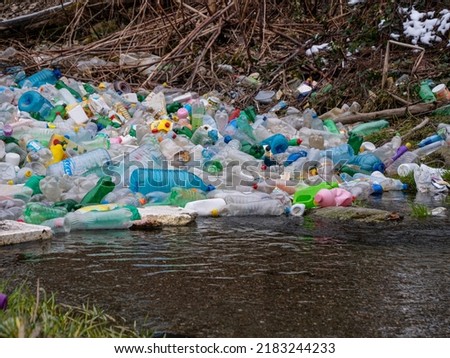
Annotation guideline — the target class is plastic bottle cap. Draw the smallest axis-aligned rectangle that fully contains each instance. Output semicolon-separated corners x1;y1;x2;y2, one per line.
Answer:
402;184;408;190
224;135;232;143
211;209;219;217
372;184;383;194
373;163;386;173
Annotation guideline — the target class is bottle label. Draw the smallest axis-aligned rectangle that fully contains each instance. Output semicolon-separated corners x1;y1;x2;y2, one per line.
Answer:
26;140;43;152
62;158;74;175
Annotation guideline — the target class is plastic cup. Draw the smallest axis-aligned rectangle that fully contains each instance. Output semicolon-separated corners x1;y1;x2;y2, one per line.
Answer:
5;152;21;166
431;84;450;101
360;142;376;152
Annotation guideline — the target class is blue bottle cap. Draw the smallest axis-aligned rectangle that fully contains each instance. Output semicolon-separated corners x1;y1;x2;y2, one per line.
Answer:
53;68;62;79
372;184;383;194
224;135;232;143
206;184;216;192
402;183;408;190
208;129;219;142
373;162;386;173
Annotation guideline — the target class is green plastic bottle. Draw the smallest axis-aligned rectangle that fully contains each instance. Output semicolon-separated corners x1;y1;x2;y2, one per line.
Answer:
293;181;339;208
24;202;68;225
203;160;223;174
323;119;340;134
53;199;82;212
55;80;82;102
80;176;116;206
166;101;182;114
24;175;44;195
241;142;265;159
174;126;193;139
347;132;364;154
418;80;436;103
350;119;389;137
243;106;257;122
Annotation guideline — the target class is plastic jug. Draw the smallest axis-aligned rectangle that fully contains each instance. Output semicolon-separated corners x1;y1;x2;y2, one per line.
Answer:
293;181;339;208
18;91;55;122
314;189;336;207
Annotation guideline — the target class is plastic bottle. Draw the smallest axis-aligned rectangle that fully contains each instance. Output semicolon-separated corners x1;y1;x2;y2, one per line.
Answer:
18;91;55;122
190;125;218;146
411;140;446;158
18;68;60;88
322;119;340;134
78;135;110;152
23;202;68;225
129;168;215;195
320;143;355;164
65;208;133;231
290;203;306;216
418;133;445;148
55;79;82;102
41;217;71;234
331;188;353;206
314;189;336;207
167;187;208;207
0;162;17;184
418;80;436;103
309;133;325;149
214;106;229;134
190;99;205;131
339;180;375;200
350;120;389;137
260;134;289;154
184;198;227;216
221;199;286;216
46;148;111;177
5;142;27;164
80;176;116;206
347;132;363;154
347;152;386;173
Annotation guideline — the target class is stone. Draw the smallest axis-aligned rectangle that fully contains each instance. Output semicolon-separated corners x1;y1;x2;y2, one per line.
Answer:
0;220;53;246
131;206;197;230
309;206;403;223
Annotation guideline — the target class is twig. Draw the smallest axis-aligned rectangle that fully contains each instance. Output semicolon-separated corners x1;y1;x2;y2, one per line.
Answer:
401;117;431;141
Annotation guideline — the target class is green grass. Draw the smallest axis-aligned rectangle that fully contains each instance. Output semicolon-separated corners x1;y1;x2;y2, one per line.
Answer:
409;203;431;219
0;281;150;338
442;170;450;183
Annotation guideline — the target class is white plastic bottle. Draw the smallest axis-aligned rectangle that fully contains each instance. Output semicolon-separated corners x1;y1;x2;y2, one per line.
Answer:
184;198;227;216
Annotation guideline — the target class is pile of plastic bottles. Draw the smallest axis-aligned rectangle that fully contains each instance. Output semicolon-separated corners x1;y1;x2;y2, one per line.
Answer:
0;67;449;233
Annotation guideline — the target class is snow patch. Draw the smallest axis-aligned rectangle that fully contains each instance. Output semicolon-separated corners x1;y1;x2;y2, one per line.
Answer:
306;43;330;56
402;7;450;46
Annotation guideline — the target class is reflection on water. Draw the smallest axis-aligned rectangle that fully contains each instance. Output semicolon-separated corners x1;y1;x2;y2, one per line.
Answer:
1;194;449;337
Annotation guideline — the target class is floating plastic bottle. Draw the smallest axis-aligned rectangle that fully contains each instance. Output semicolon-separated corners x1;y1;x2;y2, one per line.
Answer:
80;176;116;206
347;152;386;173
260;134;289;154
65;208;133;231
23;202;68;225
221;198;286;216
184;198;226;216
129;168;215;195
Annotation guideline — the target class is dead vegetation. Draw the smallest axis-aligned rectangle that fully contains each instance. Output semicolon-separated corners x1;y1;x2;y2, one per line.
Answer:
0;0;449;113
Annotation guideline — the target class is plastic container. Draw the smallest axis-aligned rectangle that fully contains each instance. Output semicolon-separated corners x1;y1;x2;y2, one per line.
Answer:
347;152;385;173
190;99;205;131
184;198;226;216
418;81;436;103
66;208;133;231
221;199;285;216
320;143;355;164
18;68;60;88
290;203;306;216
18;91;55;122
0;162;17;184
412;140;446;158
293;181;339;208
431;84;450;101
350;120;389;137
314;189;336;207
347;132;363;154
129;168;215;195
23;202;68;225
80;176;116;205
260;134;289;154
40;217;71;234
418;133;445;148
46;148;111;177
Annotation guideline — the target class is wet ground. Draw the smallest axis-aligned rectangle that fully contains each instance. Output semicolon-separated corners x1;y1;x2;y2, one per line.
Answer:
1;192;449;337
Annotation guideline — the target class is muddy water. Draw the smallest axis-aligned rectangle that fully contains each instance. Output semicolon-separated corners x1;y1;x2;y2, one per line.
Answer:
1;193;449;337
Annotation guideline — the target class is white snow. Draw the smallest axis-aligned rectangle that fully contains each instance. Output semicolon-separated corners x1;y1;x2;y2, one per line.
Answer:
348;0;366;5
305;43;330;56
401;7;450;46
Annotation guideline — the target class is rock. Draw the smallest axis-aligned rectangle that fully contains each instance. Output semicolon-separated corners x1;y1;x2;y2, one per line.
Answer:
131;206;197;230
0;220;53;246
309;206;403;223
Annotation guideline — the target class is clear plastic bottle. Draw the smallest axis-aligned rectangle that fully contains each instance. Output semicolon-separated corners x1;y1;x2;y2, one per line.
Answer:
412;140;446;158
214;106;229;134
221;198;285;216
190;99;205;131
0;162;17;184
46;148;111;176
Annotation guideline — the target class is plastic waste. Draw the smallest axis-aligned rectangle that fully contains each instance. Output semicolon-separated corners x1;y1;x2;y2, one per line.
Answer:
0;293;7;311
18;68;60;88
293;181;339;208
41;217;71;234
80;176;116;205
184;198;226;216
18;91;55;122
66;208;133;231
46;148;111;177
350;120;389;137
23;202;68;225
129;168;215;195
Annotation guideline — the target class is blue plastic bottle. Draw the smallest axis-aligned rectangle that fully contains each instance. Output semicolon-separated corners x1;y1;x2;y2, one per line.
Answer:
418;133;445;148
18;91;55;121
320;143;355;164
347;152;386;173
260;134;289;154
18;68;60;88
129;168;215;195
